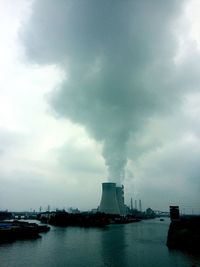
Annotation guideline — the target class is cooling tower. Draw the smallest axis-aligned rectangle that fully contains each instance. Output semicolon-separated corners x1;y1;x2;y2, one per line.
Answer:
116;186;126;216
99;182;120;215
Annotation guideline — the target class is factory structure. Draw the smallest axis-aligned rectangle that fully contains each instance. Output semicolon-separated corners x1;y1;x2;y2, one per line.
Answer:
99;182;126;216
98;182;143;216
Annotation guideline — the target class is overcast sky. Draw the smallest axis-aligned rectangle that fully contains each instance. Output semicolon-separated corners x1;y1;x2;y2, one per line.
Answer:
0;0;200;213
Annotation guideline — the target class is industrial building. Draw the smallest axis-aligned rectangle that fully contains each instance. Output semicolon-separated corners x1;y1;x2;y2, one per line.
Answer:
99;182;126;216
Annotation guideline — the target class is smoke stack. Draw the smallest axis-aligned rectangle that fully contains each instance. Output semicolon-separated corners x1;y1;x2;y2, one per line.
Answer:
131;198;133;210
99;182;120;215
139;199;142;212
116;185;126;216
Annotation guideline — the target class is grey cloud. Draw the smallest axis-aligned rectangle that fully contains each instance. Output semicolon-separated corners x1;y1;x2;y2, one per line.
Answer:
54;140;104;174
22;0;200;186
133;138;200;209
0;128;27;156
0;169;49;211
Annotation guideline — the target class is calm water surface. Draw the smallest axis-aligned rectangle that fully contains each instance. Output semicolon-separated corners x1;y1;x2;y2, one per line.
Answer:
0;218;199;267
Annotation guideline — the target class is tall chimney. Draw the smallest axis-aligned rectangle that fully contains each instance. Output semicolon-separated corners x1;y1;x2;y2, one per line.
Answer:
139;199;142;212
99;182;120;215
131;198;133;210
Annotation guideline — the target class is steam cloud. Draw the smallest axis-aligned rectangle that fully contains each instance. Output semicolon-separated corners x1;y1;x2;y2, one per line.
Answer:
22;0;191;184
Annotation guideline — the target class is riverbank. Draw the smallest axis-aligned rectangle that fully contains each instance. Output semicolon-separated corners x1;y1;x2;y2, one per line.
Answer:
0;221;50;243
39;211;142;227
167;216;200;252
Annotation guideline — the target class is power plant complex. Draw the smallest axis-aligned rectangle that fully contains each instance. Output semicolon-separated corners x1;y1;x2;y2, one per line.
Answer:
99;182;126;216
98;182;143;216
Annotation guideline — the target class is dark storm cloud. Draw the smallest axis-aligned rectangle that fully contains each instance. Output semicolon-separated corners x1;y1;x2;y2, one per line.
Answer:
22;0;200;184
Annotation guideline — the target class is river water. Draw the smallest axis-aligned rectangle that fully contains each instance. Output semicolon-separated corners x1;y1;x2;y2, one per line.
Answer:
0;218;199;267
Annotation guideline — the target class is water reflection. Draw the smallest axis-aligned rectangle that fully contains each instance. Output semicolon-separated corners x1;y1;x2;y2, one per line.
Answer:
0;220;200;267
100;225;128;267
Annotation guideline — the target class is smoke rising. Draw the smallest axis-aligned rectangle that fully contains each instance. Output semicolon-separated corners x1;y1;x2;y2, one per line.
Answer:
22;0;189;184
